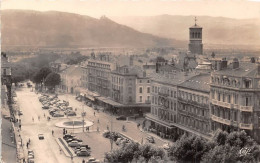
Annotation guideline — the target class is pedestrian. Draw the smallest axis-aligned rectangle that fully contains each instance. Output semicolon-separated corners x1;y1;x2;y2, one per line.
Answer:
32;117;34;122
26;142;29;149
97;127;99;132
82;159;86;163
107;125;109;130
97;119;99;123
63;128;66;135
44;113;45;118
38;115;40;121
28;138;30;144
60;148;62;154
19;124;21;130
65;130;67;134
94;112;95;116
52;130;54;136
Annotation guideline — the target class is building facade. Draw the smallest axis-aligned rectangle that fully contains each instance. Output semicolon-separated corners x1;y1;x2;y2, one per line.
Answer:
177;74;211;139
1;52;12;104
210;59;260;143
87;53;115;97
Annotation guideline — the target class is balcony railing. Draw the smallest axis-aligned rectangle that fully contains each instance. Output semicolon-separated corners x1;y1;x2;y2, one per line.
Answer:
239;123;253;130
211;99;231;109
240;106;253;112
211;114;231;125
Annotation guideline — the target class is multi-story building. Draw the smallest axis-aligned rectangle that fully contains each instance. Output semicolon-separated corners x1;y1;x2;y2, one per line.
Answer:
1;52;12;104
59;65;82;94
87;53;115;97
145;71;196;138
177;74;211;139
210;59;260;143
136;71;151;105
109;65;150;115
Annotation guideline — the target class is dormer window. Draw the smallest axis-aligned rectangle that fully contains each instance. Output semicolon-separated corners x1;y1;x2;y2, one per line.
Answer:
244;79;251;88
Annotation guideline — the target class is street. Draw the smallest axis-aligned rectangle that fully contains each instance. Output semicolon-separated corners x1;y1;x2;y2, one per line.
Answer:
15;86;167;163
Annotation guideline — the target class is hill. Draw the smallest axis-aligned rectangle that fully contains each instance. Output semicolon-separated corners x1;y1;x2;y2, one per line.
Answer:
2;10;184;48
111;15;260;49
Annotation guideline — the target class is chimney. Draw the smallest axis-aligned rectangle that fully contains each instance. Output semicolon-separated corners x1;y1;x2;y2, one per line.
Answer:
221;58;228;69
232;58;239;69
130;55;133;66
258;62;260;75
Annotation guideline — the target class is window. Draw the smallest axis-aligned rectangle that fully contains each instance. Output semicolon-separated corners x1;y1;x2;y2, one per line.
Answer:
139;80;142;83
129;96;132;103
147;87;150;93
218;93;221;101
139;96;142;102
245;97;249;106
245;80;250;88
147;80;150;83
3;69;6;75
147;96;150;102
174;91;176;98
152;86;154;92
139;87;143;93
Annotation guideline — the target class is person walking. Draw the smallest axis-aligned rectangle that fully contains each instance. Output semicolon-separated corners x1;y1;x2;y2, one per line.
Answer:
82;159;85;163
52;130;54;136
38;115;40;121
97;119;99;123
26;142;29;149
94;112;95;116
44;113;46;118
60;148;62;154
32;117;34;122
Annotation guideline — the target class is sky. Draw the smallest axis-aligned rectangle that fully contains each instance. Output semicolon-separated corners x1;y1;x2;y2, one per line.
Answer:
2;0;260;19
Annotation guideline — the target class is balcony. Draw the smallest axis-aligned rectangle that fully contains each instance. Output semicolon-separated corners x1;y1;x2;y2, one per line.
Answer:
239;123;253;130
211;99;231;109
211;115;231;125
240;106;253;112
145;100;151;104
158;92;169;97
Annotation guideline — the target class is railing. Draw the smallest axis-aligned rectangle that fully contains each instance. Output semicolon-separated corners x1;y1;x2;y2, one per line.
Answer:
211;99;231;109
240;106;253;112
239;123;253;130
211;114;231;125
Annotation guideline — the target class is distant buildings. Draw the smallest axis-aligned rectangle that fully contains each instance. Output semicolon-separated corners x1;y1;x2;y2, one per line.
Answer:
1;52;12;105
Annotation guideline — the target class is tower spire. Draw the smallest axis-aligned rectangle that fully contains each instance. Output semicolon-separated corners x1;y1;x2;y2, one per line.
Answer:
195;17;197;26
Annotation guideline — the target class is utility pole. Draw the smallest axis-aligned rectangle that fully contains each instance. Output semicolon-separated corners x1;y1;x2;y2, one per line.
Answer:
110;109;113;151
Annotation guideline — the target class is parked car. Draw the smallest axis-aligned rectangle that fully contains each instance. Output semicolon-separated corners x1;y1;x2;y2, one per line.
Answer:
38;134;44;140
53;113;64;117
88;158;100;163
146;136;155;143
42;105;49;109
162;143;170;150
68;141;80;147
77;150;90;156
116;115;127;120
66;111;76;116
63;134;75;140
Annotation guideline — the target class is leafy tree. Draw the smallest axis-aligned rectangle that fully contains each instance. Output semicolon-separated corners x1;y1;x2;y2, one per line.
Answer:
250;57;256;63
44;72;61;90
211;52;216;58
168;134;211;163
202;130;260;163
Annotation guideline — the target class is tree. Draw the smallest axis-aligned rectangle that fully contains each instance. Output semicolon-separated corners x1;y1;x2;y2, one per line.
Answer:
250;57;256;63
168;134;211;163
44;72;61;91
211;52;216;58
202;130;260;163
105;142;165;163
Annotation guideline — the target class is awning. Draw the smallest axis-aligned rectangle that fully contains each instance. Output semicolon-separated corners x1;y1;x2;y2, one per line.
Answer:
145;113;175;128
84;94;95;101
96;96;123;107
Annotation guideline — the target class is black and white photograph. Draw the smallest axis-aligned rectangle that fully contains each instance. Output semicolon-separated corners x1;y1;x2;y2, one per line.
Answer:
1;0;260;162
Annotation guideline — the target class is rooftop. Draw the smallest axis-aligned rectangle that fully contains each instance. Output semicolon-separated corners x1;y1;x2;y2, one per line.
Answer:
179;73;211;93
213;62;259;78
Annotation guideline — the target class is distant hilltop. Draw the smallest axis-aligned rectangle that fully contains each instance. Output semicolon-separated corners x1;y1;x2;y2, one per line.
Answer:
1;10;185;48
111;15;260;49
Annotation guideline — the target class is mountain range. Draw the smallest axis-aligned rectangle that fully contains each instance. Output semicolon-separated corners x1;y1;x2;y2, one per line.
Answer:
2;10;182;48
111;15;260;48
2;10;260;49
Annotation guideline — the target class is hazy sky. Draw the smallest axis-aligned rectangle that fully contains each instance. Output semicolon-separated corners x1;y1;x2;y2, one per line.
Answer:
2;0;260;19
